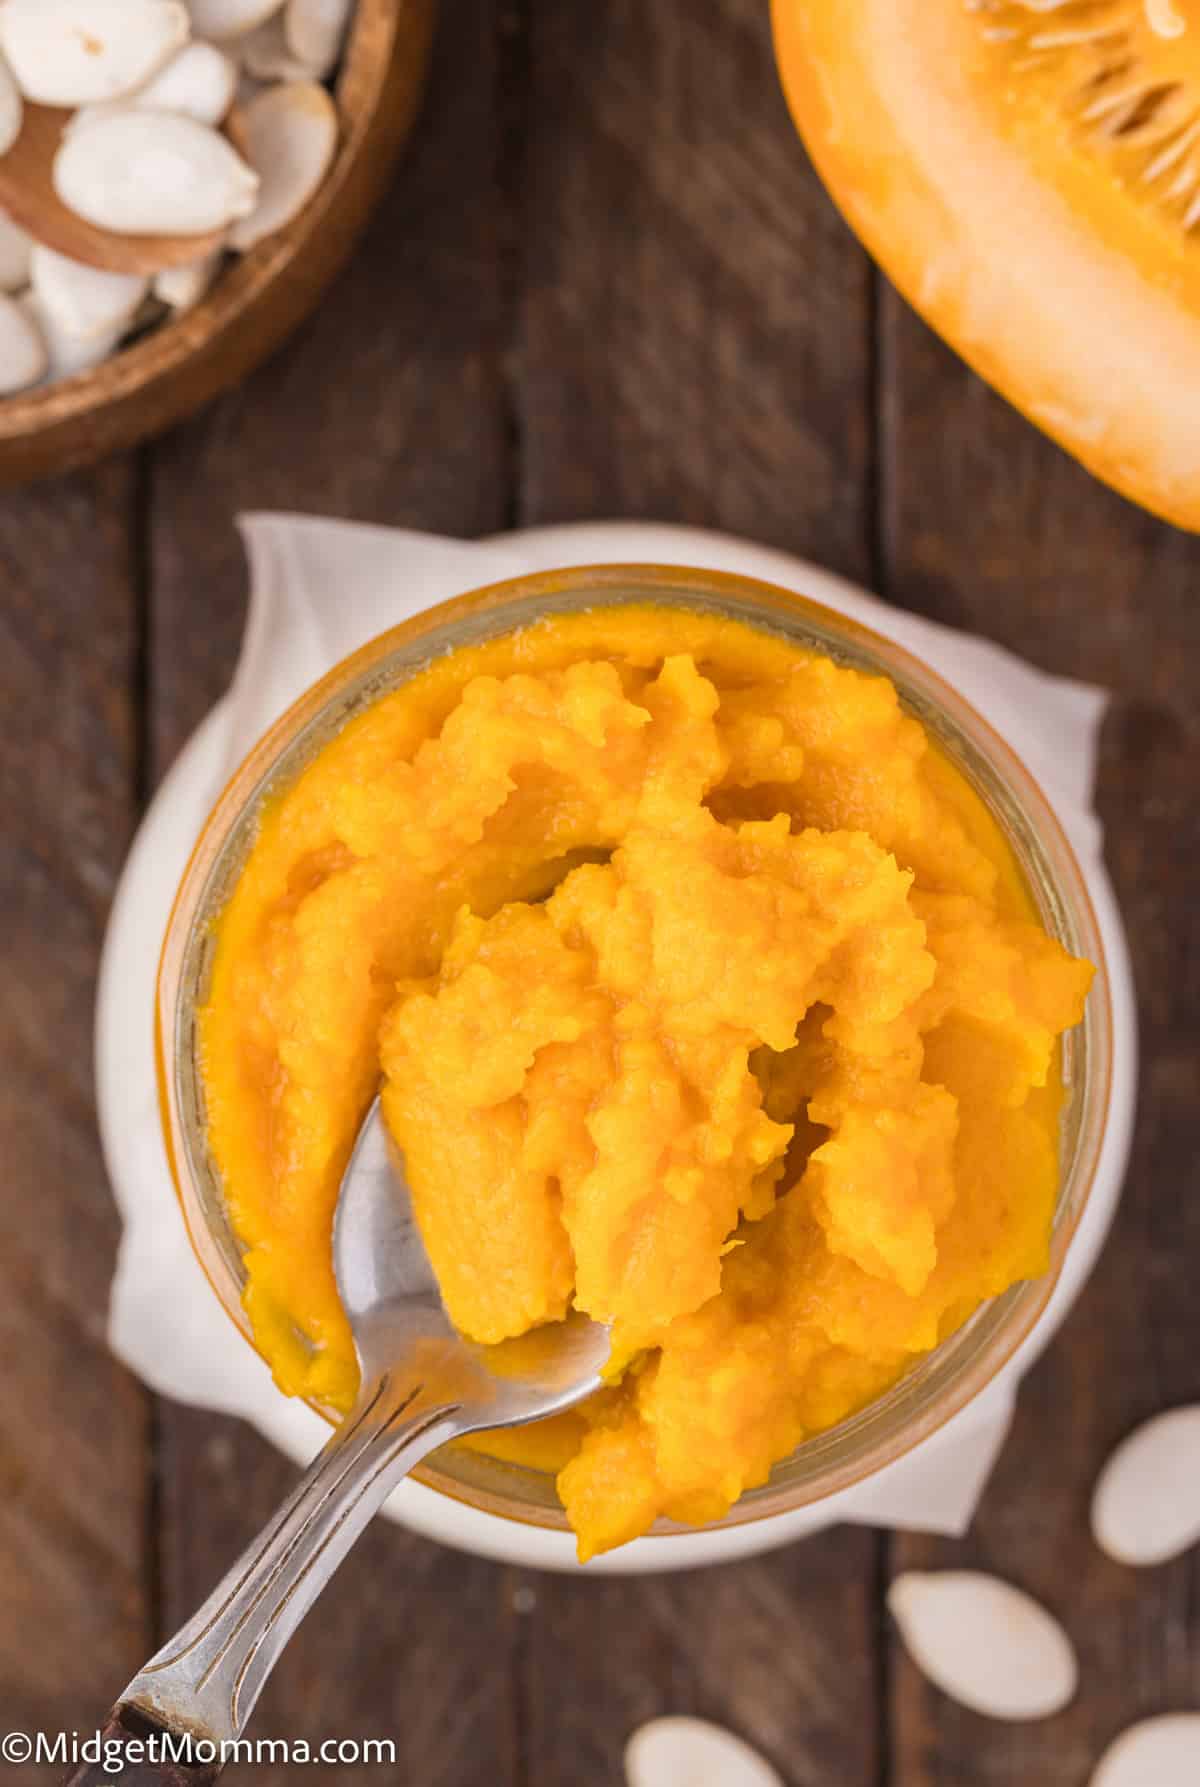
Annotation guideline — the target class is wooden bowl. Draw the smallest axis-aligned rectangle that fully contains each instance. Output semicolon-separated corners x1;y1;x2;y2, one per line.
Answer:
0;0;437;484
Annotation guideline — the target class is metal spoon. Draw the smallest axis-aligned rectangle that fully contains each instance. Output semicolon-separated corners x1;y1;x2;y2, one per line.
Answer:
65;1100;610;1786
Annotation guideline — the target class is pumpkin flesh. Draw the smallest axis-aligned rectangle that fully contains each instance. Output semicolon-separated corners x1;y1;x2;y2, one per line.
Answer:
772;0;1200;529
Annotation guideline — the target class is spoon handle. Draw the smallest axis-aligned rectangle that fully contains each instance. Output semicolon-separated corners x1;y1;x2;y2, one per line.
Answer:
62;1374;459;1786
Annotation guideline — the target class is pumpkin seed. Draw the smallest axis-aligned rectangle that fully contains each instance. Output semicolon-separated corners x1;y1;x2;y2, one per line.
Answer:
286;0;353;78
888;1571;1078;1721
228;79;337;250
0;52;21;158
1092;1406;1200;1566
0;292;47;392
154;248;224;310
75;42;238;130
30;244;146;341
55;108;259;235
0;1;190;108
1090;1715;1200;1787
238;17;313;82
20;287;123;382
625;1718;783;1787
186;0;287;39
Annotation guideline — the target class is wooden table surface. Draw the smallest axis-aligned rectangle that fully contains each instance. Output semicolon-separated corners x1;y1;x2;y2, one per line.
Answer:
2;4;1198;1783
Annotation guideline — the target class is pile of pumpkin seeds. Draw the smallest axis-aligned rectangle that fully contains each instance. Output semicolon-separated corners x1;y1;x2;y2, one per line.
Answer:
0;0;353;393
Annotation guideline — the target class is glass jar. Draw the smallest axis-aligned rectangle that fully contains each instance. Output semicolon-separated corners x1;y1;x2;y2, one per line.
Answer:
157;563;1114;1554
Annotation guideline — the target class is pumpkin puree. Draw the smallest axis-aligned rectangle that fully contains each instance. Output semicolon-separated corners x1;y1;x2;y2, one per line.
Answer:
199;606;1093;1559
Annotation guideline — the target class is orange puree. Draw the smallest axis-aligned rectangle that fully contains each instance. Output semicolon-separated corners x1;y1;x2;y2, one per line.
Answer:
198;605;1093;1559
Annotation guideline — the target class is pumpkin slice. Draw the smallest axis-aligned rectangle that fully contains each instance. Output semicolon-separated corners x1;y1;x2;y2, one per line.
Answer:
772;0;1200;530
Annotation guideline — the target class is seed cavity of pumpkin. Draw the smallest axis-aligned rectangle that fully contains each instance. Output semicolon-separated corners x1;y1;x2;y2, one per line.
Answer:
967;0;1200;230
1091;1405;1200;1566
625;1717;783;1787
887;1570;1078;1721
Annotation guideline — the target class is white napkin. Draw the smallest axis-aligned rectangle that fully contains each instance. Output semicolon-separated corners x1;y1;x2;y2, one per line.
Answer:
98;516;1121;1564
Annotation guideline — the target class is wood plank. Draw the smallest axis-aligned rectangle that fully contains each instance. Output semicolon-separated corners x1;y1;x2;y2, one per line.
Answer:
523;1539;880;1787
516;0;876;582
147;5;520;1783
147;0;511;773
514;6;881;1784
0;462;150;1736
880;300;1200;1783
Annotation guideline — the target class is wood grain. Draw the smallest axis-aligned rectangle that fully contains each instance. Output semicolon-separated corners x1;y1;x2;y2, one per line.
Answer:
0;463;149;1743
523;1539;880;1787
516;0;875;582
879;297;1200;1785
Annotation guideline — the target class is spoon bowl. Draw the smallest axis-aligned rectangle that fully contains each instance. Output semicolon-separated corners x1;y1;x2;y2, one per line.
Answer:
335;1099;611;1426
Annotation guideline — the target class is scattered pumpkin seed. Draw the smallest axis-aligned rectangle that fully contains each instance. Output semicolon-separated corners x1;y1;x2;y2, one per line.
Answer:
1090;1714;1200;1787
888;1571;1078;1721
1092;1407;1200;1567
625;1718;783;1787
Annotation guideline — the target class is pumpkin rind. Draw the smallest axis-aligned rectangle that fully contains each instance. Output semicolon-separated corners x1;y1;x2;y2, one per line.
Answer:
772;0;1200;530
